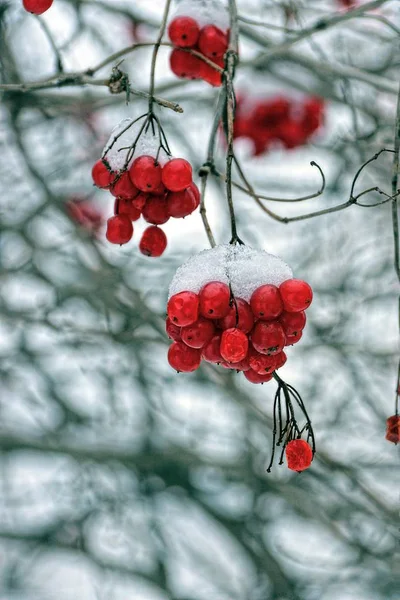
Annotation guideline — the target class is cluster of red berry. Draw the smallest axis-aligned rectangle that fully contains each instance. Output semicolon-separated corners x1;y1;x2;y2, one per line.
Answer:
234;96;324;156
166;278;312;383
92;156;199;256
385;414;400;444
168;16;229;87
23;0;53;14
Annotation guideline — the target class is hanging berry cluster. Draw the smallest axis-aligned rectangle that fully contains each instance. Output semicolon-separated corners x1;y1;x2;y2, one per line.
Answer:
91;116;199;256
168;0;229;87
22;0;53;14
234;95;324;156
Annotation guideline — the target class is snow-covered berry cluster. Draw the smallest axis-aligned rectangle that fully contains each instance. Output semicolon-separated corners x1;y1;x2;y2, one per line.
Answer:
91;118;199;256
385;414;400;444
234;95;324;156
165;245;312;383
23;0;53;14
168;0;229;87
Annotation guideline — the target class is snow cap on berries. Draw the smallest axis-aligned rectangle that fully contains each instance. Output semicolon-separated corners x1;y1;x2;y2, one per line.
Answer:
171;0;229;32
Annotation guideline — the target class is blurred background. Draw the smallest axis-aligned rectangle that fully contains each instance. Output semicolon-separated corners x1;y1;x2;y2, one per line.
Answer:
0;0;399;598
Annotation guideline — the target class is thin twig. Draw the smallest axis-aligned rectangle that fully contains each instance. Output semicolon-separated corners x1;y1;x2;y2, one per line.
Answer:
148;0;173;113
392;83;400;416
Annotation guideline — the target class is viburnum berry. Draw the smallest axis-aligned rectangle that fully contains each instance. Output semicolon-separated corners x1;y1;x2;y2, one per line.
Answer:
23;0;53;14
166;187;197;218
285;439;313;472
248;349;276;375
92;159;114;189
168;16;200;48
142;196;170;225
279;311;306;336
278;121;307;149
131;193;148;211
244;369;273;384
220;328;249;363
106;214;133;245
201;334;223;363
274;351;287;370
166;317;182;342
114;198;141;221
110;172;138;199
251;321;286;355
129;156;162;192
170;48;202;80
181;317;215;349
188;182;200;208
385;415;400;444
198;25;228;59
280;279;313;312
167;291;199;326
200;56;224;87
217;298;254;333
199;281;231;319
250;284;283;320
168;341;201;373
152;181;167;196
162;158;193;192
285;330;303;346
139;226;167;257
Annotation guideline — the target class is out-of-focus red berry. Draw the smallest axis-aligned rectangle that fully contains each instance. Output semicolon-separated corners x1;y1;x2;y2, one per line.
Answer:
170;48;202;79
198;25;228;59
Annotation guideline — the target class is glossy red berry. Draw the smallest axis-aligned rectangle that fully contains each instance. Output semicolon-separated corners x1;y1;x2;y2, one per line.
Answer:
244;369;273;384
106;215;133;245
23;0;53;14
199;281;231;319
129;156;162;192
189;182;200;208
279;311;306;336
251;321;286;355
139;226;167;257
248;349;276;375
166;187;197;218
166;318;182;342
181;317;215;349
220;328;249;363
162;158;192;192
285;439;313;472
217;298;254;333
110;172;138;199
114;198;141;221
250;284;283;320
92;159;114;189
385;415;400;444
142;196;170;225
279;279;313;312
200;56;224;87
198;25;228;58
168;16;200;48
170;48;202;79
167;291;199;326
285;330;303;346
201;334;223;363
274;351;287;370
168;341;201;373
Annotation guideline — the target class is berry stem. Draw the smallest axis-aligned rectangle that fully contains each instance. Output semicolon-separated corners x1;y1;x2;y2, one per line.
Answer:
148;0;173;115
392;82;400;416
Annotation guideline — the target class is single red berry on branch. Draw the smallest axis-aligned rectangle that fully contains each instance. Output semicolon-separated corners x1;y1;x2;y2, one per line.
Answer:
279;311;306;336
167;291;199;326
170;49;202;80
251;321;286;355
279;279;313;312
285;439;313;472
168;16;200;48
23;0;53;14
168;341;201;372
198;25;228;59
92;159;114;189
166;187;198;218
181;317;215;349
248;349;277;375
110;172;138;200
199;281;231;319
106;214;133;245
162;158;193;192
129;156;162;192
244;369;273;384
220;328;249;363
139;226;167;257
250;284;283;320
142;196;170;225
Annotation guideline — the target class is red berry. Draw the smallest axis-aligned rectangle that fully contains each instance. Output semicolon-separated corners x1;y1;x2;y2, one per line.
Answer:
110;172;138;199
285;439;313;472
274;351;287;370
23;0;53;14
285;330;303;346
170;48;202;79
105;214;133;245
162;158;192;192
201;334;223;363
220;328;249;363
132;193;148;210
277;121;307;149
189;182;200;208
198;25;229;59
279;311;306;336
167;291;199;326
250;284;283;320
199;281;231;319
114;198;141;221
217;298;254;333
200;56;224;87
152;181;167;196
139;226;167;257
166;187;197;218
181;317;215;349
92;159;114;189
280;279;313;312
168;16;200;48
248;349;277;375
142;196;170;225
251;321;286;355
129;156;162;192
168;341;201;373
166;318;182;342
244;369;273;384
386;415;400;444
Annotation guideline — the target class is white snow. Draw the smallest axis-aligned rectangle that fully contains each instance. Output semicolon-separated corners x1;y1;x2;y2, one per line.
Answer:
171;0;230;32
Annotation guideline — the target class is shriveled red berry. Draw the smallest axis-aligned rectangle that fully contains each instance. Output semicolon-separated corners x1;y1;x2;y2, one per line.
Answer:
285;439;313;472
385;415;400;444
201;334;223;363
92;159;114;189
198;25;228;58
217;298;254;333
168;16;200;48
181;317;215;349
280;279;313;312
285;330;303;346
139;226;167;257
162;158;192;192
166;187;197;218
200;56;224;87
106;214;133;245
129;156;162;192
250;284;283;320
244;369;273;384
248;349;276;375
23;0;53;14
279;311;306;336
168;341;201;373
170;48;202;79
251;321;286;355
166;317;182;342
114;198;141;221
167;291;199;326
199;281;231;319
274;351;287;370
220;328;249;363
110;172;138;199
142;196;170;225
